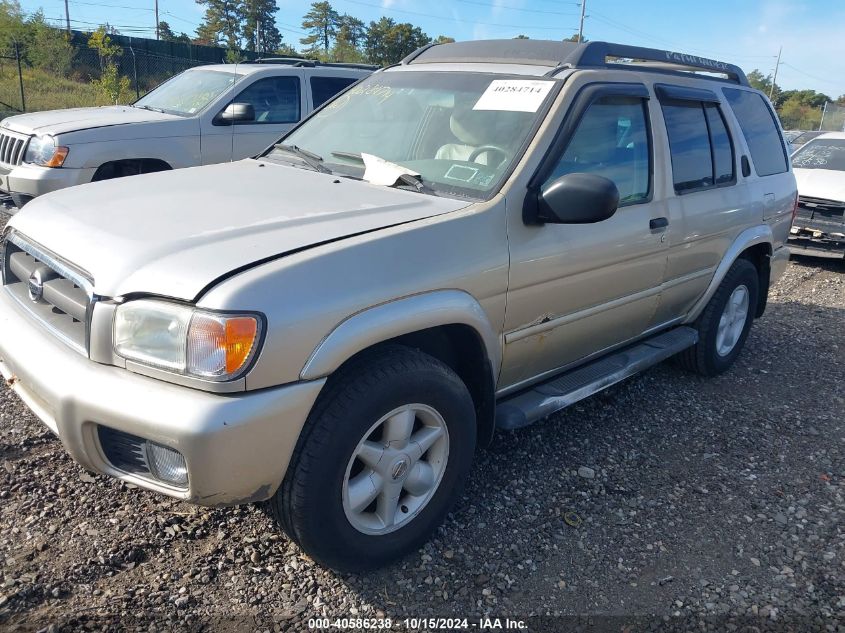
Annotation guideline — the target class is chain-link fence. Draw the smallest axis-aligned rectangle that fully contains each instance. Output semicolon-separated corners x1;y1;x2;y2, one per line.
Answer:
819;102;845;132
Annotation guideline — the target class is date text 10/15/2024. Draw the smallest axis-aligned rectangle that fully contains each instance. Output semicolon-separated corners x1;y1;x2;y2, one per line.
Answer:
308;617;529;630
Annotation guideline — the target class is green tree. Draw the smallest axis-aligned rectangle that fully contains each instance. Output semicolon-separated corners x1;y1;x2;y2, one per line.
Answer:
88;25;122;71
434;35;454;44
776;89;830;109
513;34;529;39
778;95;822;130
746;69;780;101
28;11;75;75
331;14;365;62
92;61;132;104
196;0;244;50
300;1;340;56
242;0;281;54
364;17;430;66
0;0;30;55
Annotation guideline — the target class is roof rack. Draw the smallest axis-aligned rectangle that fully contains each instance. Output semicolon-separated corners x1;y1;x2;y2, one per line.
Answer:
402;39;748;86
249;57;378;70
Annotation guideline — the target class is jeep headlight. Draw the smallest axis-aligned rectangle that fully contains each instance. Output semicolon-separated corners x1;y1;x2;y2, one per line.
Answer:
114;299;262;380
24;135;69;167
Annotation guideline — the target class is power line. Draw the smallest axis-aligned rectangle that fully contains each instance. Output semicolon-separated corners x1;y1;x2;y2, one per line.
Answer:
335;0;578;31
780;62;843;87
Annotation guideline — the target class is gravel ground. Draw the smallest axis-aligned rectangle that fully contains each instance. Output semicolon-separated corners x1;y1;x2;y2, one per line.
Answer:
0;246;843;632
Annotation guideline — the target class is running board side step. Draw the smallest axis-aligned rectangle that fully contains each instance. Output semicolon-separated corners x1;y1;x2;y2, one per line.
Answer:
495;326;698;430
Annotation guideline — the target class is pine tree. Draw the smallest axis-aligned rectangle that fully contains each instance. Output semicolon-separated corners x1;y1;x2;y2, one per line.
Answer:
300;1;339;56
242;0;281;54
196;0;244;50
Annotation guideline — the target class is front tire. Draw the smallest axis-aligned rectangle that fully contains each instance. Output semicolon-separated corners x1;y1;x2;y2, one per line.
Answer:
677;257;759;376
271;345;476;572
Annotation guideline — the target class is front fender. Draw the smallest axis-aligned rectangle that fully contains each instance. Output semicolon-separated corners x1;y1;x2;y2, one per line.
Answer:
684;224;773;323
300;289;501;381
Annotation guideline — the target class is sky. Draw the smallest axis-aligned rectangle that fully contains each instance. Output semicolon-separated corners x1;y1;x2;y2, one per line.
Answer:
18;0;845;98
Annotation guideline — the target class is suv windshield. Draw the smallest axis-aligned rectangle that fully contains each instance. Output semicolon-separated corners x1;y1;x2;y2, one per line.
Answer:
792;138;845;171
274;71;558;199
135;69;239;116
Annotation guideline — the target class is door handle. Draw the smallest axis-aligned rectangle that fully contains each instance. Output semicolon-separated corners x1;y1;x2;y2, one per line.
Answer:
649;217;669;230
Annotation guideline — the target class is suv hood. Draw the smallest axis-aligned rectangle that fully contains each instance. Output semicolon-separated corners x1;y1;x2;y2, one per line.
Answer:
8;160;469;299
1;106;178;136
794;168;845;203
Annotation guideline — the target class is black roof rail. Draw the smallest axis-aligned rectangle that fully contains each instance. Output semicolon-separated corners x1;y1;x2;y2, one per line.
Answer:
250;57;378;70
565;41;749;86
402;39;748;86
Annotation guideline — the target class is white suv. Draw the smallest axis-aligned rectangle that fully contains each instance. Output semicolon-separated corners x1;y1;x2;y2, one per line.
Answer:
0;60;374;209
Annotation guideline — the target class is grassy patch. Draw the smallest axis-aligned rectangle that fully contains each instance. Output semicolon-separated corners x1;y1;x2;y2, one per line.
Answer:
0;63;100;114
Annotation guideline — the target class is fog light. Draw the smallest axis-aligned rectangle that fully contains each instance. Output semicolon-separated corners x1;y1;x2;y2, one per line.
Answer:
146;442;188;487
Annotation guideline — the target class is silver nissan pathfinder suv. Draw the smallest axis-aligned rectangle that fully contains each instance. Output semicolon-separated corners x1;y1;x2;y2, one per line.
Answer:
0;40;796;571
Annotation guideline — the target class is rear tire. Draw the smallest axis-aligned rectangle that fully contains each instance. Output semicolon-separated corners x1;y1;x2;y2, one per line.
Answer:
677;257;759;376
271;345;476;572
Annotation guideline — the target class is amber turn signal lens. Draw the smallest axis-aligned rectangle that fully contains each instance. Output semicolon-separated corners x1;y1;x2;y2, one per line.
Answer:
224;317;258;373
44;146;69;168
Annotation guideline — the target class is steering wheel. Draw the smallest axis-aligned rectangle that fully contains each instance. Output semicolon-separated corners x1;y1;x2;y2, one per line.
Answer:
468;145;509;168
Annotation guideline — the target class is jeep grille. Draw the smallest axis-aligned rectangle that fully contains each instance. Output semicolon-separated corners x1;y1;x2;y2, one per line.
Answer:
0;130;29;167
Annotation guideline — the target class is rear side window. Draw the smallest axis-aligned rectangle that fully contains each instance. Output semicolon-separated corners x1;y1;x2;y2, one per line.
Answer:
310;76;358;108
723;88;788;176
661;100;736;193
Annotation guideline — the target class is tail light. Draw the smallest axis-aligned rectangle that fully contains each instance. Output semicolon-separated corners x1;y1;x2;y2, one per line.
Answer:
791;192;799;223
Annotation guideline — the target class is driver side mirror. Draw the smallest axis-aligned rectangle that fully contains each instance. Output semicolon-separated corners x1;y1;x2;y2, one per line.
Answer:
214;102;255;125
528;173;620;224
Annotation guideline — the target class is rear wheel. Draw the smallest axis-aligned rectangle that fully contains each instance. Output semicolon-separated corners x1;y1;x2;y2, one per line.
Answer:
271;345;476;571
677;257;759;376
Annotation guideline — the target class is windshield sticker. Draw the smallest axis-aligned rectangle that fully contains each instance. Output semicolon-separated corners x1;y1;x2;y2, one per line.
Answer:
473;80;554;112
444;164;479;182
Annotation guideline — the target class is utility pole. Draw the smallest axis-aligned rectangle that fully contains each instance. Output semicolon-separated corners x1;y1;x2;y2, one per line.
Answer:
155;0;159;39
577;0;586;43
64;0;70;34
257;19;262;56
819;102;828;131
769;45;782;100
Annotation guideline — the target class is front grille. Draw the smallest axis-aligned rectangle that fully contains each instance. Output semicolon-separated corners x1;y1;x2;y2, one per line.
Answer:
2;232;93;354
0;130;29;167
97;426;152;477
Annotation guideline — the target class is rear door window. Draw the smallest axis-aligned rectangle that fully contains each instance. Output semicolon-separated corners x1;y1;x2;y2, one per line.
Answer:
660;99;736;193
310;76;358;108
723;88;788;176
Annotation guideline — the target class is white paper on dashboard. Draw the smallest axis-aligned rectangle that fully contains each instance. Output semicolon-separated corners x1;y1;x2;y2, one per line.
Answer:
362;152;421;186
473;79;555;112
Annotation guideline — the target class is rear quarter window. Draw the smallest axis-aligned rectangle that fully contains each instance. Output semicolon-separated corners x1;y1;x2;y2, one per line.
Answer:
723;88;788;177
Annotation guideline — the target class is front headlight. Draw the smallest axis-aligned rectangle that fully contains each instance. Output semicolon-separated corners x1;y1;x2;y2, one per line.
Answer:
24;135;69;167
114;299;262;381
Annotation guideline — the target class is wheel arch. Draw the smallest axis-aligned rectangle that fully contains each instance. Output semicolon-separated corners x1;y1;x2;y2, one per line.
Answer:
91;158;173;182
685;225;774;323
300;290;501;447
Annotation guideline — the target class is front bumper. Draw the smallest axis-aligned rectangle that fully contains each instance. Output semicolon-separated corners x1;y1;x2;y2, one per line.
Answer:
0;163;96;208
788;205;845;259
0;289;325;506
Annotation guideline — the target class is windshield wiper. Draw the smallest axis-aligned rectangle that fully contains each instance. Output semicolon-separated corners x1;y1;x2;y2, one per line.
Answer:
330;150;430;193
134;104;165;113
273;144;331;173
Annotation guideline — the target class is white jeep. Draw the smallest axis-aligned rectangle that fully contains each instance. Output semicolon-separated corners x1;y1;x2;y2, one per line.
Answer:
0;60;373;209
